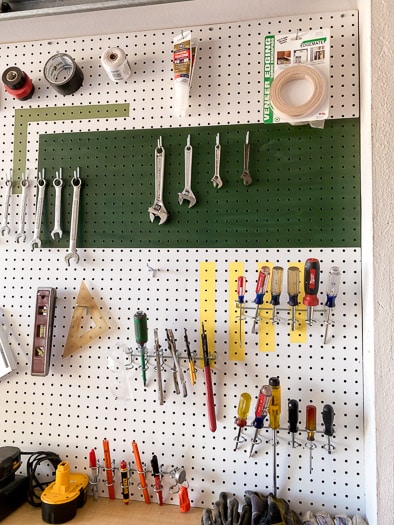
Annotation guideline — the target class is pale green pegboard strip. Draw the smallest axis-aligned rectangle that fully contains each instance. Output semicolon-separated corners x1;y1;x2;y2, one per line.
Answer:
12;103;130;191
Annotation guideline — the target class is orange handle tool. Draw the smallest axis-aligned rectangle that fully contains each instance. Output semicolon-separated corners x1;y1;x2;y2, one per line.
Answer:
102;438;115;499
132;440;150;504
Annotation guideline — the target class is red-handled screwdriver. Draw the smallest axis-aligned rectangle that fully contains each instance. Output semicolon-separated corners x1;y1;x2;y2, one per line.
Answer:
234;392;252;451
305;404;317;474
249;385;272;457
237;276;246;347
303;258;320;325
252;266;270;334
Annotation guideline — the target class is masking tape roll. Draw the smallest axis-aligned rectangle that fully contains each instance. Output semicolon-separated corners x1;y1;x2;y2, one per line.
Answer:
101;47;131;82
270;65;326;119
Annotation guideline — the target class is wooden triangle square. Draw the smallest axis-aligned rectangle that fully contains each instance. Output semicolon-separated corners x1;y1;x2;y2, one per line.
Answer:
63;281;109;358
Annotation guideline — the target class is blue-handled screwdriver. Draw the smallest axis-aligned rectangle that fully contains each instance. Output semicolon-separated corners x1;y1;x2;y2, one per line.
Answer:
237;276;246;347
249;384;272;457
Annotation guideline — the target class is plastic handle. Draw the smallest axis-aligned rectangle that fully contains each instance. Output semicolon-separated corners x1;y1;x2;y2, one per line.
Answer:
325;266;341;307
322;404;335;436
134;311;148;345
303;258;320;306
306;405;317;432
204;364;217;432
288;399;299;433
254;266;270;304
253;385;272;428
236;392;252;425
270;266;283;305
287;266;300;304
268;377;281;429
237;276;246;303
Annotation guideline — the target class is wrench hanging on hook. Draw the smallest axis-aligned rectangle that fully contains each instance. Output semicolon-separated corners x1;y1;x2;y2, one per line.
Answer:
15;170;29;243
31;169;46;250
65;168;81;266
1;169;13;236
148;137;169;225
51;168;63;240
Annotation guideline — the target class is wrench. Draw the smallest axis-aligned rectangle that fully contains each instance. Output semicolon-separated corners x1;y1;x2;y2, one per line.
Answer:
1;169;13;236
240;131;252;186
65;168;81;266
148;138;169;225
178;135;196;208
211;133;223;188
51;168;63;240
31;169;46;251
15;171;29;243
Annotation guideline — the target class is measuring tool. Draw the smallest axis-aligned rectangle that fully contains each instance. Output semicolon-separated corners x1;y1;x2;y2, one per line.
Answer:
134;311;148;387
252;266;270;334
324;266;341;344
234;392;252;451
249;384;272;457
303;258;320;325
31;288;56;377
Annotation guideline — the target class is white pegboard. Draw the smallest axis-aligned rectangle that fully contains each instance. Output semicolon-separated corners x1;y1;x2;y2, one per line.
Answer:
0;9;364;521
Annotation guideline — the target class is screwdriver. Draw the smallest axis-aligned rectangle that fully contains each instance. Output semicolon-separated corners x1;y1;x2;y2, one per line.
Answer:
305;404;317;474
184;328;197;386
287;266;300;331
251;266;270;334
249;384;272;457
234;392;252;451
270;266;283;323
303;258;320;325
268;377;281;497
201;323;216;432
237;276;246;347
134;310;148;386
119;460;130;505
288;399;301;448
324;266;341;344
322;404;335;454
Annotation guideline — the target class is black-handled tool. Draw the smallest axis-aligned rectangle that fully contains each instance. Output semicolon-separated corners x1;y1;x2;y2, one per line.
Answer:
322;404;335;454
288;399;301;448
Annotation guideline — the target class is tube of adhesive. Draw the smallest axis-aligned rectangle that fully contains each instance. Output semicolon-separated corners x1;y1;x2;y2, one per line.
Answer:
173;30;197;118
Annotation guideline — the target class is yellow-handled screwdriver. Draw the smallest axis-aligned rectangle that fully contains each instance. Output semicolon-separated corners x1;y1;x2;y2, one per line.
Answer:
268;377;281;497
270;266;283;323
234;392;252;451
287;267;300;331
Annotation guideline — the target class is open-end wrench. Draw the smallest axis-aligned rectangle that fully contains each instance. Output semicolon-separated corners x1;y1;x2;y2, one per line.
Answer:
15;171;29;243
31;169;46;251
1;169;13;236
51;168;63;240
211;133;223;188
240;131;252;186
65;168;81;266
178;135;196;208
148;137;169;225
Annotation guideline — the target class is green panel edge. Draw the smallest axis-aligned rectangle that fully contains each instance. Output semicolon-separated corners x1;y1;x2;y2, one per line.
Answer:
12;103;130;191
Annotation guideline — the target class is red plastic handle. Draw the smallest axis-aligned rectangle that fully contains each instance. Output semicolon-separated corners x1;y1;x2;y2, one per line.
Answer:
204;365;217;432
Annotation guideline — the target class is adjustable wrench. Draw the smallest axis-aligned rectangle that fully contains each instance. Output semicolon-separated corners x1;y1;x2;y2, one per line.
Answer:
31;169;46;250
178;135;196;208
240;131;252;186
15;171;29;243
65;168;81;266
211;133;223;188
1;169;13;236
148;138;169;225
51;168;63;240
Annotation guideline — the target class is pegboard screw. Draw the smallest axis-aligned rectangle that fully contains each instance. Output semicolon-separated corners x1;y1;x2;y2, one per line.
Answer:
147;263;158;278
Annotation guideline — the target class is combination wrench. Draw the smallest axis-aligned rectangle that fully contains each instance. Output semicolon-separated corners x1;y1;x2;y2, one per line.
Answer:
1;169;13;236
15;171;29;243
148;137;169;225
65;168;81;266
211;133;223;188
240;131;252;186
51;168;63;240
31;169;46;250
178;135;196;208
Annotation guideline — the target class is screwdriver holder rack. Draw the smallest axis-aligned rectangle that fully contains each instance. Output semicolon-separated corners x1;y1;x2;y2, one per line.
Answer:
90;460;188;496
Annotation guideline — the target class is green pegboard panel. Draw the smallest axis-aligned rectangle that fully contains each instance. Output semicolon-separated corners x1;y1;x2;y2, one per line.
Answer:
37;119;360;248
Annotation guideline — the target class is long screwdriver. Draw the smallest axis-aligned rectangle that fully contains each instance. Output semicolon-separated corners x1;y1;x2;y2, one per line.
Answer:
153;328;164;405
234;392;252;451
322;404;335;454
287;266;300;331
305;404;317;474
184;328;197;386
237;276;246;347
201;323;216;432
134;311;148;386
270;266;283;323
251;266;270;334
288;399;301;448
249;384;272;457
268;377;281;497
303;258;320;325
324;266;341;344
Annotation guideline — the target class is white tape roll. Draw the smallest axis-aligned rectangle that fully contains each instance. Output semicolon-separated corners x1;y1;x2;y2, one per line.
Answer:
270;65;326;119
101;47;131;82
